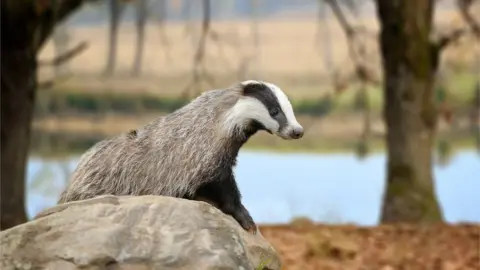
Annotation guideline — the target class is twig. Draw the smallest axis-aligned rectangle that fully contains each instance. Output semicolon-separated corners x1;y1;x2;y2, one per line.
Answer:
324;0;379;86
325;0;362;63
38;73;71;90
315;0;333;70
249;0;261;78
38;41;88;66
152;0;173;63
325;0;355;36
181;0;213;98
437;28;470;49
181;0;244;98
34;0;98;50
433;0;479;50
208;30;242;72
457;0;480;38
38;80;57;90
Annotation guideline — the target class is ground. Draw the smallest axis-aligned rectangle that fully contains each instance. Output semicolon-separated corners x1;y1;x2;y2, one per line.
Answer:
259;221;480;270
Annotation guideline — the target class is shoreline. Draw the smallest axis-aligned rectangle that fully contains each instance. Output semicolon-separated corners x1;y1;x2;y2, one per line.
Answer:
32;113;477;151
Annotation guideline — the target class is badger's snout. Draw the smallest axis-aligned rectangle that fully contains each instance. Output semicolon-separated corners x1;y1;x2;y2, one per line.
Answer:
289;126;304;139
277;125;304;140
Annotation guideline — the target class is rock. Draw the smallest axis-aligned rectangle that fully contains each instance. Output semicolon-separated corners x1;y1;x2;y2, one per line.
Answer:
0;195;281;270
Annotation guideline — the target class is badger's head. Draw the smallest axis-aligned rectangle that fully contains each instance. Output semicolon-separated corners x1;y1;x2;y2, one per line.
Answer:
224;80;304;141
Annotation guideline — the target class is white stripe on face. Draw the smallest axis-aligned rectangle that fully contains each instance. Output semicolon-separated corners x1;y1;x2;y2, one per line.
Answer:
264;82;303;132
222;96;279;138
222;80;304;140
240;80;261;86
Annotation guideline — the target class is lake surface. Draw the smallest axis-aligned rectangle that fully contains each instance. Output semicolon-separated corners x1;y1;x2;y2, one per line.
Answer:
26;149;480;225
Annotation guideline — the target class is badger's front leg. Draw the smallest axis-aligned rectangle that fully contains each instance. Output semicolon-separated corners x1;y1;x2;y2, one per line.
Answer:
193;175;257;234
231;202;257;235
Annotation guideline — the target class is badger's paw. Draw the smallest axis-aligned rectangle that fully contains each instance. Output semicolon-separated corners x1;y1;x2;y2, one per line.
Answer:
245;225;258;235
230;203;257;235
239;215;257;235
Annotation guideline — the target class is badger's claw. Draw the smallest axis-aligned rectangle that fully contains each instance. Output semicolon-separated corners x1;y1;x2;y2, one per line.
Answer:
245;225;258;235
234;215;257;235
233;205;257;235
221;201;257;235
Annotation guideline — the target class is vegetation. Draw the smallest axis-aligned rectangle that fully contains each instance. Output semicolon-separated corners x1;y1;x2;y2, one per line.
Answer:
34;72;477;117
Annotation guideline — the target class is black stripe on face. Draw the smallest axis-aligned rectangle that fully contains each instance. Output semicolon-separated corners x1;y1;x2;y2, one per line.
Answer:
241;82;288;132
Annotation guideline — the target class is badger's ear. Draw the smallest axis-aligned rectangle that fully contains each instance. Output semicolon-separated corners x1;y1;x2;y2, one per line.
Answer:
240;80;267;96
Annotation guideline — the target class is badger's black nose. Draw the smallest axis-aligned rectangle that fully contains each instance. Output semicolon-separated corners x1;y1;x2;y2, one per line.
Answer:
290;126;304;139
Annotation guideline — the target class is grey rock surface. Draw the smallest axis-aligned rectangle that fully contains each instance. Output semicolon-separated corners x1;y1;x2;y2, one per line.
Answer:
0;195;281;270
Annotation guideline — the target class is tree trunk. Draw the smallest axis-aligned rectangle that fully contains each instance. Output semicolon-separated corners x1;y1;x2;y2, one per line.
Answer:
105;0;123;76
375;0;444;222
1;0;85;230
1;51;36;230
1;4;38;229
131;0;147;77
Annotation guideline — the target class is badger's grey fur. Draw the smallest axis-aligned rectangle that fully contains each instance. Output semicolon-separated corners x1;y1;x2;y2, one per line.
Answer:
57;80;304;234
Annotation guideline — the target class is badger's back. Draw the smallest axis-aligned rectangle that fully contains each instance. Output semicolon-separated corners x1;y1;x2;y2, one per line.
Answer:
58;88;241;203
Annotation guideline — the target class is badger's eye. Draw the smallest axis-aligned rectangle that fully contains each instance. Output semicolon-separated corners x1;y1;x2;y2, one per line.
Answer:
269;108;279;117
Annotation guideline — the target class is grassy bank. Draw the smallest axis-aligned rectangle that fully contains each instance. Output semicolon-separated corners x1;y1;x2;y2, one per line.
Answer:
32;72;479;158
36;87;333;117
30;123;479;161
36;73;478;117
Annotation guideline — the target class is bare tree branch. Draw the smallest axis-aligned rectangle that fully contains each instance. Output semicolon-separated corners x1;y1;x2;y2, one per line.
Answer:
457;0;480;38
38;74;71;90
35;0;97;51
323;0;375;37
248;0;261;78
181;0;214;98
38;80;57;90
315;1;333;69
432;0;479;50
324;0;380;87
325;0;355;36
437;28;469;49
182;0;196;40
152;0;173;64
38;41;88;66
181;0;245;97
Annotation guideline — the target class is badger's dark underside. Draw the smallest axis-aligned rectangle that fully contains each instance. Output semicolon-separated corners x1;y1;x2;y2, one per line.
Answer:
185;179;257;234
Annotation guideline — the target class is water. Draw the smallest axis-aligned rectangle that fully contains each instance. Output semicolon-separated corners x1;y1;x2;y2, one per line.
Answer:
26;150;480;225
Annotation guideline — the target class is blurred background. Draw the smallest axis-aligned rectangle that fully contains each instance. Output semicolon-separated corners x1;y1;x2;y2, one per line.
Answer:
2;0;478;268
30;0;480;225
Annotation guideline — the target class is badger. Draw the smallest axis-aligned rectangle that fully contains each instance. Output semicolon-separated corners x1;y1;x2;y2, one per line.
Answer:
57;80;304;234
